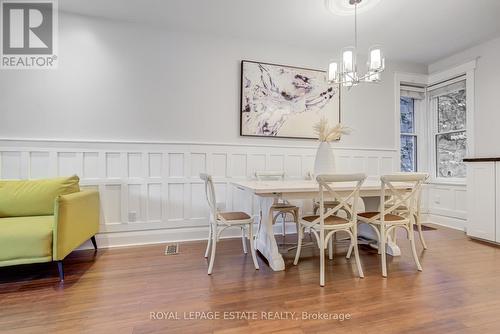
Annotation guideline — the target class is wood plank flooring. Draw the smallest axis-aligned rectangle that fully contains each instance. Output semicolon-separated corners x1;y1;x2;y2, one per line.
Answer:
1;225;500;334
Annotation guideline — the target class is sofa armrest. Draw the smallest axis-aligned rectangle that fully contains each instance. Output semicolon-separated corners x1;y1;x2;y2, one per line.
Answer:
53;190;100;260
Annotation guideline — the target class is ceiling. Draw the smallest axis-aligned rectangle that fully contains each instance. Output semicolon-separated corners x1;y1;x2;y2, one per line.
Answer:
60;0;500;65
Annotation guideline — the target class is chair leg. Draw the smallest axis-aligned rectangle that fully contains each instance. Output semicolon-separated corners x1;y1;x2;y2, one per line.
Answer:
351;231;364;278
417;222;428;250
282;213;286;236
328;235;333;260
380;227;388;278
207;226;217;275
248;222;259;270
409;225;423;271
204;224;212;258
377;226;383;255
90;236;98;250
319;229;325;287
293;225;304;265
56;261;64;282
346;243;354;259
241;227;248;254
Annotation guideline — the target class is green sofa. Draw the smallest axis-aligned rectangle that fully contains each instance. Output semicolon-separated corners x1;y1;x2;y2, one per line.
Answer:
0;175;100;281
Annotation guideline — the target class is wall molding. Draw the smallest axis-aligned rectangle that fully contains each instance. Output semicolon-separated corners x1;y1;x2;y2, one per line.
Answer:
1;138;398;248
1;138;470;249
78;222;299;250
422;213;466;232
0;137;397;152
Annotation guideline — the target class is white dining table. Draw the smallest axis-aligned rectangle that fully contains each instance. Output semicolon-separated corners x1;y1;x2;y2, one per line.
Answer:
232;179;410;271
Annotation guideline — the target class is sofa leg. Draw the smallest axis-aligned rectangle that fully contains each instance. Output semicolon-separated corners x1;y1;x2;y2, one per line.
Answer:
56;261;64;282
90;236;98;250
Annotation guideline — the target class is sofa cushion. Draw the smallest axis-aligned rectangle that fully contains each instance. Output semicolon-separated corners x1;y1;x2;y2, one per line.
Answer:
0;176;80;217
0;216;54;265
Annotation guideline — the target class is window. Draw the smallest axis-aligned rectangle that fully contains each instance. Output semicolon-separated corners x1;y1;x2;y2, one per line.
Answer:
429;78;467;179
400;97;417;172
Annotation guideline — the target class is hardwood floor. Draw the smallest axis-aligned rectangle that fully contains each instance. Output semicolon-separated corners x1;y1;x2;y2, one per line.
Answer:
1;225;500;334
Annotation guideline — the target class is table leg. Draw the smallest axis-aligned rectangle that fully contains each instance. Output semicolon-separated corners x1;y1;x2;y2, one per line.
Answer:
255;197;285;271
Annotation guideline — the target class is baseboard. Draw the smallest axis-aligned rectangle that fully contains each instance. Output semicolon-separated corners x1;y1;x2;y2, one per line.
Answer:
422;213;466;232
78;216;467;251
77;222;299;250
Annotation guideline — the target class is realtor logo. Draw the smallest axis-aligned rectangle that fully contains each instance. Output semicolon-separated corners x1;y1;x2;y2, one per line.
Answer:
1;0;58;69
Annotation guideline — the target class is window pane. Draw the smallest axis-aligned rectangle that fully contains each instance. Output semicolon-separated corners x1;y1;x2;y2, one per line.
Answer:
436;131;467;178
400;97;415;133
437;89;466;132
401;135;416;172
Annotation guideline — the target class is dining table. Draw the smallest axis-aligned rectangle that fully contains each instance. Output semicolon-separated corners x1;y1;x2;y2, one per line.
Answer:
231;179;410;271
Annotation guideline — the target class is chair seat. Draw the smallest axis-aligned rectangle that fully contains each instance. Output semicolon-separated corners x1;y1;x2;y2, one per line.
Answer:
301;215;349;226
218;211;251;221
358;211;406;223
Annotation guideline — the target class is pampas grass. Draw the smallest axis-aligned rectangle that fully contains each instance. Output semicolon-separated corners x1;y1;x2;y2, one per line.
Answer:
313;117;351;142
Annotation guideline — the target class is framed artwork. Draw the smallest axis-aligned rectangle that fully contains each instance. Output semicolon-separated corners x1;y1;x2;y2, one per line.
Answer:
240;60;341;139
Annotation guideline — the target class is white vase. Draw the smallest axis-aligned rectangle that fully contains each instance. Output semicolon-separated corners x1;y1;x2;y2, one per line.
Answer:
313;141;336;177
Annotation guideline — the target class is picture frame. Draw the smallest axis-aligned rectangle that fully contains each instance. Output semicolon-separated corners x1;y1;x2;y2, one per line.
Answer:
240;60;341;140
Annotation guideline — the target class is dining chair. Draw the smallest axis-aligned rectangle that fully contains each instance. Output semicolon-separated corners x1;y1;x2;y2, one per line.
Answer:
294;173;367;287
356;173;428;277
384;174;429;249
307;171;352;255
200;173;259;274
255;171;299;238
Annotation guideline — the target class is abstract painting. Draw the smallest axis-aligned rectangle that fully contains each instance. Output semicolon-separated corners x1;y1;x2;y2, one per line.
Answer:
240;60;341;139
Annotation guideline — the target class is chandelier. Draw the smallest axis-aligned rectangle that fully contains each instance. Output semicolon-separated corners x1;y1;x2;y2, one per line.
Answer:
326;0;385;87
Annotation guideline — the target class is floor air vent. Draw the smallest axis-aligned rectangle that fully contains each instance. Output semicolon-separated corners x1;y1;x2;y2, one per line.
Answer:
165;243;179;255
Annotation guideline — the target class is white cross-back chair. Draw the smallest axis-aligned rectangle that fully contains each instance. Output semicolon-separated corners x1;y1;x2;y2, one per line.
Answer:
200;173;259;274
255;171;299;239
357;173;428;277
384;174;429;249
294;173;367;287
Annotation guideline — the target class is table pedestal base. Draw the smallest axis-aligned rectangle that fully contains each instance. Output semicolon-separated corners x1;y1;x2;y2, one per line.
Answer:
256;198;285;271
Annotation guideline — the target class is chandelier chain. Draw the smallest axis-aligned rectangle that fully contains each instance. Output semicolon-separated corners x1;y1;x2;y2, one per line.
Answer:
354;3;358;54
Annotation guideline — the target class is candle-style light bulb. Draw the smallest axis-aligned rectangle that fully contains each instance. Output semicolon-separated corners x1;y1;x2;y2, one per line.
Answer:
328;61;338;83
368;46;384;71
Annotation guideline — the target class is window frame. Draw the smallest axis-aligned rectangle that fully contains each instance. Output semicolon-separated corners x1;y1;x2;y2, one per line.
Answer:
394;73;428;176
427;60;476;186
430;88;467;181
400;96;418;172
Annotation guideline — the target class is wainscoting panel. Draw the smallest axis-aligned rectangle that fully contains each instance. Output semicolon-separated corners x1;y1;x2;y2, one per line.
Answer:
0;139;398;247
421;183;467;231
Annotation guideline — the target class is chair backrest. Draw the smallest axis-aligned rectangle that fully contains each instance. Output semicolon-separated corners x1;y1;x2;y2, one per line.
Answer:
315;173;367;226
379;173;429;223
200;173;217;222
255;171;285;181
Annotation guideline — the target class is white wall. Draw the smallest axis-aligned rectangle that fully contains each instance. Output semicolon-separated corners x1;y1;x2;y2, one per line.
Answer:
429;36;500;157
0;12;425;149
